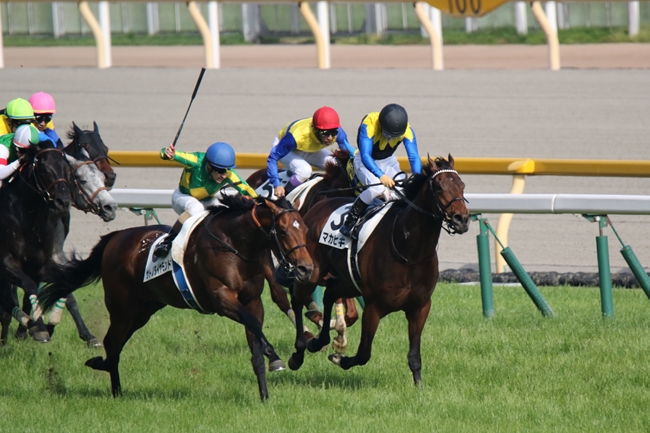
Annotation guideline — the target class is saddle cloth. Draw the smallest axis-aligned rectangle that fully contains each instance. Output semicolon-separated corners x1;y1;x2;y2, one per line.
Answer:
143;211;211;314
255;174;324;212
319;202;394;293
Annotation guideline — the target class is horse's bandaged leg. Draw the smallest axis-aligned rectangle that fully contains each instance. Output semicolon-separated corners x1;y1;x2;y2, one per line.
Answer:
47;298;67;326
12;307;32;328
29;295;43;321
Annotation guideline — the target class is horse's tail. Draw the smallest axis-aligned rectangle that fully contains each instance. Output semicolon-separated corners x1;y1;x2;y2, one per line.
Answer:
39;231;118;312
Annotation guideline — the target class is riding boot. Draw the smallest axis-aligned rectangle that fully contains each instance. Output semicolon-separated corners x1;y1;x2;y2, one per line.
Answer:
153;218;184;258
339;198;369;240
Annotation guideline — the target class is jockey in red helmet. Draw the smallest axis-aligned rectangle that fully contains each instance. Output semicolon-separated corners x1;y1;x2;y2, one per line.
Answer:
267;106;357;198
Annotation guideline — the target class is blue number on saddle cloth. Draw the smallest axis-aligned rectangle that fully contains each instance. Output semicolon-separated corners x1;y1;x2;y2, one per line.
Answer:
143;236;173;282
255;171;294;199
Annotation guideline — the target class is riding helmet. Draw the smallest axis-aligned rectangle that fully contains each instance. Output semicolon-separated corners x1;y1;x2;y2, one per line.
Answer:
378;103;408;137
5;98;35;120
13;125;39;149
312;106;340;130
28;92;57;114
205;142;236;169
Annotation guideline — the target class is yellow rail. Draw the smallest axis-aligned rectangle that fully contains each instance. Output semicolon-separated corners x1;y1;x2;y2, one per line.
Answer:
108;151;650;177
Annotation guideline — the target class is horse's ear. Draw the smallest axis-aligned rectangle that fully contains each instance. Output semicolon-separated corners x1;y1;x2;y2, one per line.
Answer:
73;122;82;135
427;153;437;171
93;121;99;134
448;153;455;168
263;198;280;213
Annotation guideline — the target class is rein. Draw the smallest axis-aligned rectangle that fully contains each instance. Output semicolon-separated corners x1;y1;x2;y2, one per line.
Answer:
251;202;307;267
19;148;70;203
389;168;467;265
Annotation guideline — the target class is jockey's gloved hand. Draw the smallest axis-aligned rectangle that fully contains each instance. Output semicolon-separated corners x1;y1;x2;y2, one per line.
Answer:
379;174;395;189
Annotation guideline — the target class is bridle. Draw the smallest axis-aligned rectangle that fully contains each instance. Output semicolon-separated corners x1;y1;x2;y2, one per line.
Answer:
18;148;70;204
69;159;109;215
203;201;307;267
75;131;120;166
392;168;467;235
389;168;467;265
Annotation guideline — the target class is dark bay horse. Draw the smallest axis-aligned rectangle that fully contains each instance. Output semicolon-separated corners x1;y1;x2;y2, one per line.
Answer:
246;149;359;338
39;195;313;400
0;141;75;343
66;121;116;189
288;155;470;386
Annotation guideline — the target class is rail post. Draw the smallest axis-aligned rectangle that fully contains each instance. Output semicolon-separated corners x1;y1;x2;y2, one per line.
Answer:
591;216;614;318
607;217;650;299
474;215;495;318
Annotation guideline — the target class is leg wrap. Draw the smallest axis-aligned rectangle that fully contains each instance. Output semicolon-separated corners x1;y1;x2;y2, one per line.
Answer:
29;294;43;321
12;307;31;327
47;298;67;326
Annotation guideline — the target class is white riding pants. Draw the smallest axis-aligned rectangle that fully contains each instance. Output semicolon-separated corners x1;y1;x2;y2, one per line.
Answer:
353;152;405;205
272;136;335;183
171;188;239;216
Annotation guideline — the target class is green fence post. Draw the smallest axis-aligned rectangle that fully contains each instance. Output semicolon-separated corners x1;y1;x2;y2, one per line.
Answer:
596;217;614;318
500;247;555;317
474;215;495;318
606;217;650;300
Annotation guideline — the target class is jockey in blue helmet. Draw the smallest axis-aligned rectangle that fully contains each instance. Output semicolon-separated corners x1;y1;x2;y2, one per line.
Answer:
153;141;257;258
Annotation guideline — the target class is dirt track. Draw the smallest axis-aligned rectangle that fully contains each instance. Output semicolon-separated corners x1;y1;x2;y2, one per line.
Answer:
5;43;650;69
1;44;649;274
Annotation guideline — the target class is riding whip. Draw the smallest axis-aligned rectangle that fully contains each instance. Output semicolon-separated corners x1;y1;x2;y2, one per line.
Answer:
171;67;206;148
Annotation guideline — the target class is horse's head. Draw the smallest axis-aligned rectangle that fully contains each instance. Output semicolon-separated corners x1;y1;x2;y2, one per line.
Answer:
323;149;353;192
23;140;73;215
259;197;314;283
65;153;117;222
427;154;470;234
67;122;117;189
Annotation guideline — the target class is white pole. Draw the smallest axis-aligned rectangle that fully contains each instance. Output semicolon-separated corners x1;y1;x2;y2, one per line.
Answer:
98;1;112;68
515;2;528;35
628;2;640;36
0;5;4;69
146;2;160;35
208;1;220;69
317;1;330;69
429;5;442;44
544;1;558;35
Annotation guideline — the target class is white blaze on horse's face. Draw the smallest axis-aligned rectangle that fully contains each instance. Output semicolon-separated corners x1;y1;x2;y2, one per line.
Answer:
293;220;300;229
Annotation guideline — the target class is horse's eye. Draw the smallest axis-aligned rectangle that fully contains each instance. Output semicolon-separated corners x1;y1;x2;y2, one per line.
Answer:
278;229;288;237
79;180;87;185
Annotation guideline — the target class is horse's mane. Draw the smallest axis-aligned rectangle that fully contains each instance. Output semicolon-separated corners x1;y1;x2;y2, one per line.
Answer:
206;194;294;215
322;149;350;183
65;123;83;141
400;157;452;200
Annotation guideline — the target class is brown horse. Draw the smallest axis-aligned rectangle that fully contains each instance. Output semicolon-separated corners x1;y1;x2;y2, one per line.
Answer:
287;155;470;385
246;149;359;337
38;195;313;400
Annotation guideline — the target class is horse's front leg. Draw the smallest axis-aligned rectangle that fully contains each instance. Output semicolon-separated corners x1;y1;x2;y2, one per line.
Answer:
306;283;339;353
329;302;381;370
405;299;432;386
287;281;314;370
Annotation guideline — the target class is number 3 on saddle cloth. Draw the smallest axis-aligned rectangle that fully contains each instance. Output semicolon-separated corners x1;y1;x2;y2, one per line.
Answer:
319;201;394;293
143;211;211;314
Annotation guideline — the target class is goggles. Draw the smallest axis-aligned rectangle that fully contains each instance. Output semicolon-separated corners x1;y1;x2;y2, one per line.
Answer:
316;128;338;139
35;114;53;124
208;165;227;175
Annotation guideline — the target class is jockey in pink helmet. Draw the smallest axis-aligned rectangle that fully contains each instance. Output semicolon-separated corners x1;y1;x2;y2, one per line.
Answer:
29;92;63;149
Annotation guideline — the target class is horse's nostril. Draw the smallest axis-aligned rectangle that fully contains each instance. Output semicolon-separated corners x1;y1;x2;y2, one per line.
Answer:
103;203;115;213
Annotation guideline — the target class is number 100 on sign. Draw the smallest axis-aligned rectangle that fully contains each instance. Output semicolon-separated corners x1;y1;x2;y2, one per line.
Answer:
424;0;508;17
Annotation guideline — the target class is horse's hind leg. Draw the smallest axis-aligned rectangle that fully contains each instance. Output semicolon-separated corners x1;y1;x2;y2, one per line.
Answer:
0;307;10;345
405;300;431;386
87;300;164;397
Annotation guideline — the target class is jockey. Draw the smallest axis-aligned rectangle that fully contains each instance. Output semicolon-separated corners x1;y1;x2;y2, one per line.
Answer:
29;92;63;149
0;98;36;136
0;124;39;184
339;103;422;239
153;141;257;258
267;106;356;198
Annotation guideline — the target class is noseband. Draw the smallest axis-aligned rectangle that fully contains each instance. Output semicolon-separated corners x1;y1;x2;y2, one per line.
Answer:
70;159;109;215
251;203;307;269
19;148;70;204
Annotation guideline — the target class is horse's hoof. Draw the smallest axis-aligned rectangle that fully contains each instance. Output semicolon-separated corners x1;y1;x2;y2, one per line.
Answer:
287;354;303;371
85;356;103;370
15;327;28;340
32;331;51;343
332;335;347;354
328;353;343;366
268;359;286;372
86;338;103;348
